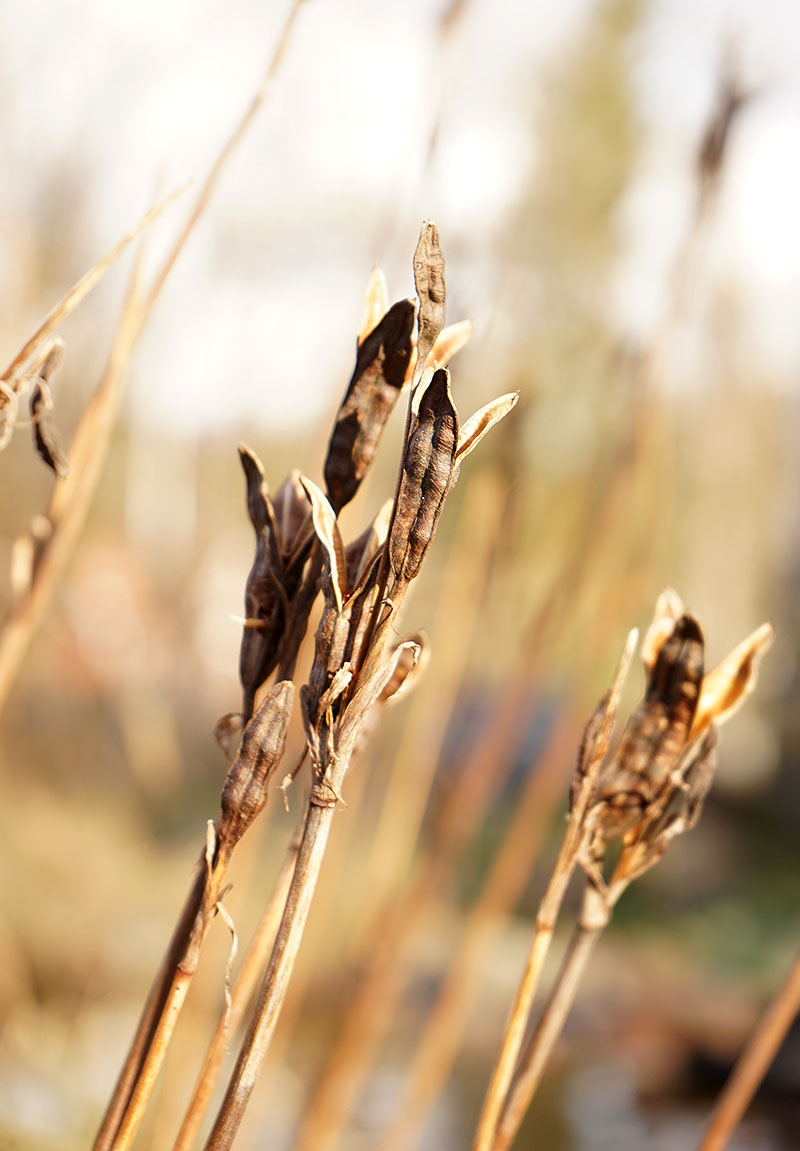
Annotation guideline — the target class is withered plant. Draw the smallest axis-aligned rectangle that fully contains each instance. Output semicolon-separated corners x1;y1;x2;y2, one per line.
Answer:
93;222;517;1150
475;590;773;1151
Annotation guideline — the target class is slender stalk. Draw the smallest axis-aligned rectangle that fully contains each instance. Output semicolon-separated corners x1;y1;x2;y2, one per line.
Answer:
205;790;343;1148
96;834;248;1151
93;862;206;1151
0;190;183;387
473;633;636;1151
172;831;301;1151
292;679;536;1151
700;948;800;1151
0;258;144;718
472;866;575;1151
140;0;307;321
491;882;608;1151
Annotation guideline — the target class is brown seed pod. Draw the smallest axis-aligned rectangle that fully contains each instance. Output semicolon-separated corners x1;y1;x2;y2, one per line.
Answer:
324;299;415;514
389;368;458;583
30;342;69;478
218;680;294;855
238;447;289;719
413;221;446;373
596;614;704;838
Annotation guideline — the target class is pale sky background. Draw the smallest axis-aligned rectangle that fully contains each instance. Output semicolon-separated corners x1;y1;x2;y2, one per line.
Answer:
2;0;800;435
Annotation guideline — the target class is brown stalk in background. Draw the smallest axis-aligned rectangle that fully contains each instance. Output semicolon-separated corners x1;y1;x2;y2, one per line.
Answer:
94;685;295;1151
0;187;187;716
700;947;800;1151
86;7;312;1148
475;591;773;1151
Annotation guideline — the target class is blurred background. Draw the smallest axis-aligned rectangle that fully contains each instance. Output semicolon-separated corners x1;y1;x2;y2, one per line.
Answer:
0;0;798;1148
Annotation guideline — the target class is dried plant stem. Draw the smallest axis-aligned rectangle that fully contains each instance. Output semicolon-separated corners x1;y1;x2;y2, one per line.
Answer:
0;260;144;717
472;846;578;1151
492;881;612;1151
0;3;306;717
95;839;241;1151
172;831;301;1151
141;0;307;320
205;789;348;1148
293;680;536;1151
0;189;184;388
700;948;800;1151
377;711;577;1151
93;862;206;1151
474;633;636;1151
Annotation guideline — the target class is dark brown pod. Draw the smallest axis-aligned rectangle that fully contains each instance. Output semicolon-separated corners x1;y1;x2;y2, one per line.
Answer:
597;615;704;835
324;299;415;514
238;448;285;719
218;680;294;854
30;380;69;479
389;368;458;583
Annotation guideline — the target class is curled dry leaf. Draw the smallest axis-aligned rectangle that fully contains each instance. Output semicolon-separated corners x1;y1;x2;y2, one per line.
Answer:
300;476;346;612
456;391;519;464
389;368;458;583
413;220;446;375
214;712;244;757
379;631;429;704
324;299;415;514
358;266;389;345
691;622;774;738
218;681;295;855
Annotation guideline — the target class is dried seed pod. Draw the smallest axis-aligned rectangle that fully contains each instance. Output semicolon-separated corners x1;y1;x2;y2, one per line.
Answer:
570;690;610;813
238;447;286;719
324;299;415;514
30;343;69;478
413;221;446;373
596;615;704;837
389;368;458;583
617;727;719;884
218;681;294;855
273;470;312;565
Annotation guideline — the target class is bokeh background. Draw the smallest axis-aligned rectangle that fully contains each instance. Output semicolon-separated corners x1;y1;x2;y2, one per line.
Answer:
1;1;798;1148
